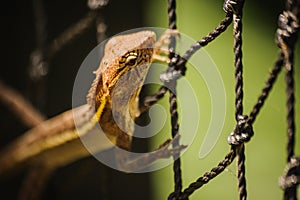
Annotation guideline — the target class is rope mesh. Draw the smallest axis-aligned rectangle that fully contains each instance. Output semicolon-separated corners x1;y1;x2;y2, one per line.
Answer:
0;0;299;199
155;0;300;199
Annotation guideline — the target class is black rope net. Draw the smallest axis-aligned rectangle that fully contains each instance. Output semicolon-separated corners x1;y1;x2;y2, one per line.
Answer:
0;0;299;199
149;0;300;199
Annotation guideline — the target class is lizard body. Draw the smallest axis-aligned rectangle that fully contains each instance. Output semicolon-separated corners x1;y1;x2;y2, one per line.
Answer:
86;30;156;150
0;30;182;176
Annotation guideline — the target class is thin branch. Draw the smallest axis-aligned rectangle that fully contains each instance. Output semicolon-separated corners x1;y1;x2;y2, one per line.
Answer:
46;11;98;60
0;80;45;127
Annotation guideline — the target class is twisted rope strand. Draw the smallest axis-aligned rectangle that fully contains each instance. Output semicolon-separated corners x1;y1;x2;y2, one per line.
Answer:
236;144;247;200
225;0;248;199
285;48;296;163
142;14;233;108
248;53;284;125
180;14;233;64
274;0;300;199
167;1;183;199
233;15;244;120
179;149;236;200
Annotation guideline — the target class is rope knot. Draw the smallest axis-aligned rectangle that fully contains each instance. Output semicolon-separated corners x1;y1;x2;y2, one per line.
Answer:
228;115;254;145
160;54;186;83
276;11;300;48
223;0;245;16
279;156;300;189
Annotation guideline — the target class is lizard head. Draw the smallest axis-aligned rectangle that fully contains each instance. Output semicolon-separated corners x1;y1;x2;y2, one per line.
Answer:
103;30;156;89
87;30;156;108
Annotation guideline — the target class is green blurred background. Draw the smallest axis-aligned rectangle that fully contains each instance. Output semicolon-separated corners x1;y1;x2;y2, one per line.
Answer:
144;0;300;199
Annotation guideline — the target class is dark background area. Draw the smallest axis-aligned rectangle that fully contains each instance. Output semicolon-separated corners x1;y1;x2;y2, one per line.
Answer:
0;0;152;199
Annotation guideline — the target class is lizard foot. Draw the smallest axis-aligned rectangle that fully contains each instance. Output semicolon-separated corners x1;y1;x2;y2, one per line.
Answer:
153;29;181;63
115;134;187;172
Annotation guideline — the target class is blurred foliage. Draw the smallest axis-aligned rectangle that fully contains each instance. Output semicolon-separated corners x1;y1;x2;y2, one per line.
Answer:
144;0;300;199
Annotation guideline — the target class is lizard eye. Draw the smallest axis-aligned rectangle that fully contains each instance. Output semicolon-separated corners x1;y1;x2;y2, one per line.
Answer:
125;55;138;67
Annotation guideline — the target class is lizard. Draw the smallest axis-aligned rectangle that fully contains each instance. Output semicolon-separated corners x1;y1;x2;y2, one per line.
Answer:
0;30;184;199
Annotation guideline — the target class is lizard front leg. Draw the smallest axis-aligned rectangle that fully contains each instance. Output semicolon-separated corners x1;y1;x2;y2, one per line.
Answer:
152;29;180;63
114;134;186;173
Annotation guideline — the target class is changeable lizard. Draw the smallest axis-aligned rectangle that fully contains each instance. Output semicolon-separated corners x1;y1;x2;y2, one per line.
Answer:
0;30;184;185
